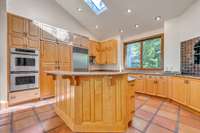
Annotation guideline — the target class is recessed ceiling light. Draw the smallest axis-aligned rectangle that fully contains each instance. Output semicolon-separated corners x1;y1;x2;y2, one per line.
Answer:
120;29;124;33
95;25;99;29
127;9;132;13
135;24;139;28
155;16;161;21
77;8;83;12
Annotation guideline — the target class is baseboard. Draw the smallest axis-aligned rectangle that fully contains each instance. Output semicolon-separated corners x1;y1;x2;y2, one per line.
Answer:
0;100;8;110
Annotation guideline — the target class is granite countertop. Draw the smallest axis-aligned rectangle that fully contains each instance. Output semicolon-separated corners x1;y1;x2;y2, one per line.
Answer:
46;71;128;76
174;74;200;80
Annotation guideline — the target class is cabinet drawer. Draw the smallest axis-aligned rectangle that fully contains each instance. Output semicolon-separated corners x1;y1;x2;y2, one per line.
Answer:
9;89;40;105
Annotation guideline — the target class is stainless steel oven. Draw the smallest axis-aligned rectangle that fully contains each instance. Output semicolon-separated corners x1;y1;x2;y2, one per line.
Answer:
10;48;39;72
10;72;39;92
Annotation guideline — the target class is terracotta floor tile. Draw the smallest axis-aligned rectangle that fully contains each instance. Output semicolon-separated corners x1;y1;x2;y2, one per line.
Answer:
13;109;35;121
180;116;200;129
146;99;162;108
140;105;157;113
163;102;179;109
157;110;178;121
180;109;200;121
37;110;57;121
0;124;11;133
35;105;52;114
13;116;38;132
41;116;64;132
135;99;145;109
135;109;154;121
146;124;173;133
160;105;178;113
131;117;148;132
153;115;177;131
48;125;72;133
16;124;43;133
179;123;200;133
126;127;141;133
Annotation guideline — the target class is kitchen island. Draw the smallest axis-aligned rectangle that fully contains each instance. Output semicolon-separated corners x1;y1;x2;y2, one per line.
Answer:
46;71;134;133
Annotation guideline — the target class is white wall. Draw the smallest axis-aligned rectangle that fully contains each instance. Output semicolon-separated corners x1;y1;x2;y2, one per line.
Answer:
124;28;164;43
0;0;8;107
7;0;95;39
164;0;200;72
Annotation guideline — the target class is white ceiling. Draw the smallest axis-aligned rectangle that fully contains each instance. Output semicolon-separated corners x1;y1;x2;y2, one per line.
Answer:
56;0;196;40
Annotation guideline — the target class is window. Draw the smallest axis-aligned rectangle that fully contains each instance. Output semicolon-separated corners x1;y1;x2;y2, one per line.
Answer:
125;34;163;70
84;0;107;15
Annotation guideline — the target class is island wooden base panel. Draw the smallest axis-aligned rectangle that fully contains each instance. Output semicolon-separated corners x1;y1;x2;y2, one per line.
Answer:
54;75;131;132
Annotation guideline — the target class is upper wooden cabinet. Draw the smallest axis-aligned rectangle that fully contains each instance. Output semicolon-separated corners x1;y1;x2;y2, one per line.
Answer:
8;14;26;36
89;39;118;65
8;14;40;49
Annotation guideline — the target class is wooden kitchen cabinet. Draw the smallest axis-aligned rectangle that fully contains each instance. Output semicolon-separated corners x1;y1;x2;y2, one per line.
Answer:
40;41;72;98
40;64;56;98
8;13;26;36
145;76;157;95
171;77;188;105
89;39;118;65
187;79;200;112
8;14;40;49
58;43;72;71
156;77;168;98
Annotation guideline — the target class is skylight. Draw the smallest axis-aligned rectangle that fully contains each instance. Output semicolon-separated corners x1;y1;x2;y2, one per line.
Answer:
84;0;107;15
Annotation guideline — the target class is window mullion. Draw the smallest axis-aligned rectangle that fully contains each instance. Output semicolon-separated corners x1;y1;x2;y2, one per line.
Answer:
140;41;143;69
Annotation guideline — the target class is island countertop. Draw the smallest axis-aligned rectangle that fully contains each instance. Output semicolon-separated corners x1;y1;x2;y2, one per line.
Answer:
46;71;128;76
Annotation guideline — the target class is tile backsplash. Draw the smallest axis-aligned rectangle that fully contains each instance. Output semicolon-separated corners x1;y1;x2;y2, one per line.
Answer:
181;37;200;75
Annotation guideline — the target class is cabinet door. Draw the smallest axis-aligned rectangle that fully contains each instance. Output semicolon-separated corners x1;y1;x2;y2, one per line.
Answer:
172;77;187;105
58;43;72;71
145;77;156;95
188;79;200;112
106;40;118;64
27;20;40;39
41;24;57;42
135;79;144;93
40;64;57;98
40;41;58;64
8;34;27;48
95;45;102;64
27;37;40;49
156;77;168;98
8;14;26;36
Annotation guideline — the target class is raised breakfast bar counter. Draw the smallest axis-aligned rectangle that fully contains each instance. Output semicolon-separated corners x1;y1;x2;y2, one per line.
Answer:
46;71;134;133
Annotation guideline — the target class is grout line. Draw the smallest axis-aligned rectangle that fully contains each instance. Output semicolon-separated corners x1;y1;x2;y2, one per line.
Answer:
174;106;181;133
32;107;46;133
142;100;164;133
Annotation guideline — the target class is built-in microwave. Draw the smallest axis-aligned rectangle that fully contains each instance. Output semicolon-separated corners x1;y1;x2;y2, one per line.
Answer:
10;48;39;72
10;72;39;92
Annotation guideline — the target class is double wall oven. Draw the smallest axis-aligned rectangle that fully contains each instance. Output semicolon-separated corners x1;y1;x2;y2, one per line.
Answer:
10;48;39;92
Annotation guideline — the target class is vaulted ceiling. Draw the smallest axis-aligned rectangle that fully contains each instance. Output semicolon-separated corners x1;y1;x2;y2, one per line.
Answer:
56;0;196;40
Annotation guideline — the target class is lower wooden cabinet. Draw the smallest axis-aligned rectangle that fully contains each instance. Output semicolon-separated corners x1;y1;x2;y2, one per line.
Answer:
145;76;157;95
9;89;40;105
156;77;168;98
187;79;200;112
171;77;188;105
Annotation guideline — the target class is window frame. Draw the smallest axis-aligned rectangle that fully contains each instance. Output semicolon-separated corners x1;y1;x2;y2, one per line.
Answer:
124;34;164;70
